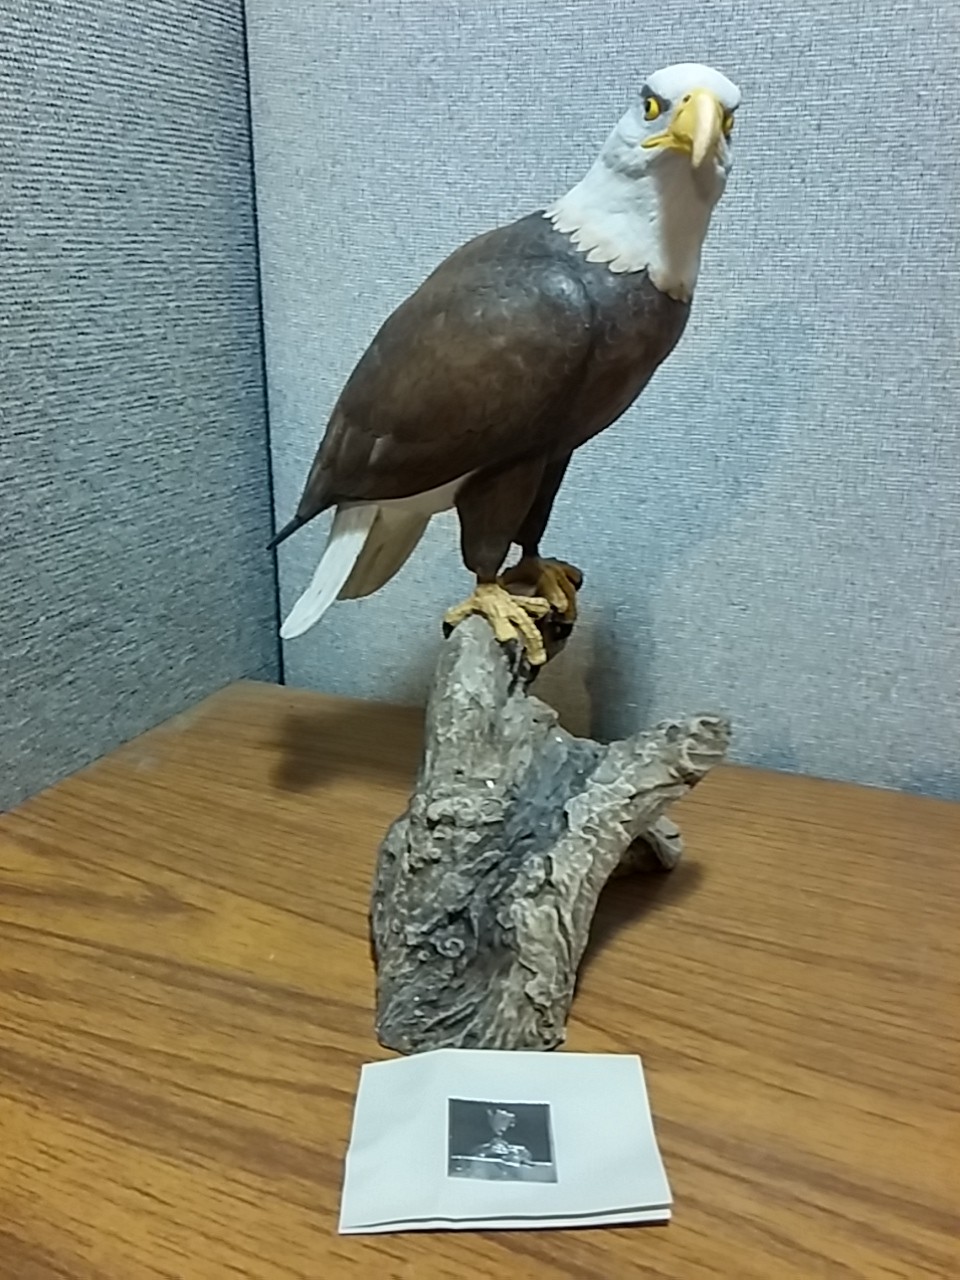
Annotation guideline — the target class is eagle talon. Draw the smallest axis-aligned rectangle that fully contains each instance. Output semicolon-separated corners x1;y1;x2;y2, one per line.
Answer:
444;582;550;665
501;557;583;623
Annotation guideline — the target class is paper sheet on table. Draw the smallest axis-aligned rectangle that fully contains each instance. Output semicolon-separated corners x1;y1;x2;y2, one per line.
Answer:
339;1049;672;1235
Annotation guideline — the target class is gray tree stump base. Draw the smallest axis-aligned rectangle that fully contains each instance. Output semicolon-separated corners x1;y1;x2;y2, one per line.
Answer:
371;615;730;1054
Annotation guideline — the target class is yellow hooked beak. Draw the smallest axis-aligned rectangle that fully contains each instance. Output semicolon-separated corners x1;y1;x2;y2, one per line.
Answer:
642;87;724;168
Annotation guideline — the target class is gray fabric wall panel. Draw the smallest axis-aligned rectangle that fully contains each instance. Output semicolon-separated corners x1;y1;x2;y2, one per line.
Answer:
247;1;960;798
1;0;278;809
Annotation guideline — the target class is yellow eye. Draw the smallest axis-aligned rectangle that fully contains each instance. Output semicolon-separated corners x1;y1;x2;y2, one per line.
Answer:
722;110;735;137
644;96;661;122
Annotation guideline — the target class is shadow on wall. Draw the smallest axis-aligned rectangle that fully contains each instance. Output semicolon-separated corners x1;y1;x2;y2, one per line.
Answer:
536;300;806;746
584;600;659;742
533;598;658;743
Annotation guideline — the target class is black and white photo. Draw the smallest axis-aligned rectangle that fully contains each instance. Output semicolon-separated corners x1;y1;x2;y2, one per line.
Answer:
340;1050;672;1233
447;1099;558;1183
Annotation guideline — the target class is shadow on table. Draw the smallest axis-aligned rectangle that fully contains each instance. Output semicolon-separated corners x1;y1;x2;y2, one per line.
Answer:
578;858;706;980
271;700;424;793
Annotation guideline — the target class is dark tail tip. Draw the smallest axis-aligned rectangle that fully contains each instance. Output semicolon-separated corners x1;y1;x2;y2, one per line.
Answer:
267;513;307;551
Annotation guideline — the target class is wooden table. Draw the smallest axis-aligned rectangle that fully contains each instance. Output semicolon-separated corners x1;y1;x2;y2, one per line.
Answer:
1;681;957;1278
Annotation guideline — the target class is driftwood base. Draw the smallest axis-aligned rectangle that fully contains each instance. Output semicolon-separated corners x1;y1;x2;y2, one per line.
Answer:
371;615;730;1053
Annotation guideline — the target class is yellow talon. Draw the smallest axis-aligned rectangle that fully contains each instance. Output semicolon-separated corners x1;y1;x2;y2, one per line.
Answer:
501;557;582;623
444;582;550;665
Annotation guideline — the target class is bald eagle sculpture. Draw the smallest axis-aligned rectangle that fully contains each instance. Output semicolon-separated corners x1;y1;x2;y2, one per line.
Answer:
271;63;741;665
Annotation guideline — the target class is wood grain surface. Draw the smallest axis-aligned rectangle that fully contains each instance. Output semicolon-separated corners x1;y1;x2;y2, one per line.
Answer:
0;680;957;1279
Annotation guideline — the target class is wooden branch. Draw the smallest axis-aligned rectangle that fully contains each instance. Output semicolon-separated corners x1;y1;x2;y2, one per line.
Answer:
371;614;730;1053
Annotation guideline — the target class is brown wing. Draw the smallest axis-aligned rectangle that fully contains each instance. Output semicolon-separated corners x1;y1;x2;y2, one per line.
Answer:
293;216;595;520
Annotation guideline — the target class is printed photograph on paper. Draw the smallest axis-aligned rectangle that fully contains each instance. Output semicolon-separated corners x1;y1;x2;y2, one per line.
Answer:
447;1099;557;1184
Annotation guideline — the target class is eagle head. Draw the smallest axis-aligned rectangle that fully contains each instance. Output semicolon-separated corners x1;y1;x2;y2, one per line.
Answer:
547;62;742;299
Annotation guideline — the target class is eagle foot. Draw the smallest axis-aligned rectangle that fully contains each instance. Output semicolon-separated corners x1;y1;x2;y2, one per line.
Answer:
501;557;583;623
443;582;550;666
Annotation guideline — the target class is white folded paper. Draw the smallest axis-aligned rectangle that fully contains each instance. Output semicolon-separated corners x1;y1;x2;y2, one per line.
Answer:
339;1049;672;1234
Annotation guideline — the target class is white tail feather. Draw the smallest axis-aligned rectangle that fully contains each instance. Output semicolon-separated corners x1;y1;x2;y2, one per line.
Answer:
279;505;376;639
338;508;429;600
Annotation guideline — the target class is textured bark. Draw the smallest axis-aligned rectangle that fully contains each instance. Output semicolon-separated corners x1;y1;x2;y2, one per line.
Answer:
371;616;730;1053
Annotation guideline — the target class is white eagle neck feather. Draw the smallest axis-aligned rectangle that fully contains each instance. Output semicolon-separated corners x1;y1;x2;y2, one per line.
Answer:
546;107;725;303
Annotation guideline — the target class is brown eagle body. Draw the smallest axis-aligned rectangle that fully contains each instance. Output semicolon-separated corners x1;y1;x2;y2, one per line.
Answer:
275;212;689;584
